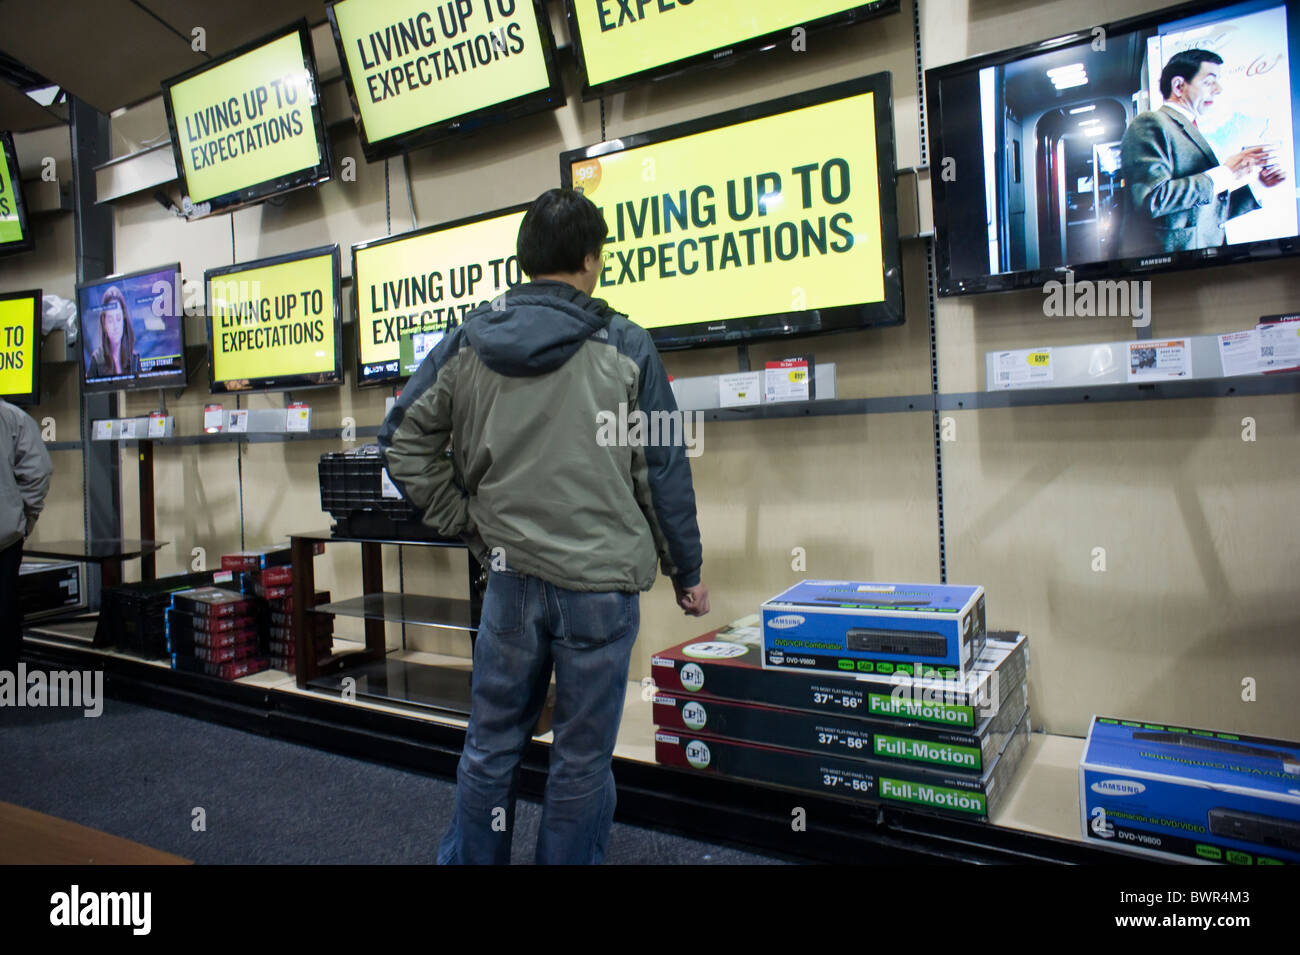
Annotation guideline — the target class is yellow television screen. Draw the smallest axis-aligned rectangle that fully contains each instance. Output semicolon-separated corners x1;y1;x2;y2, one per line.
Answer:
0;290;41;403
352;206;526;384
559;73;902;349
162;21;331;217
565;0;899;96
205;245;343;393
0;133;33;256
328;0;563;160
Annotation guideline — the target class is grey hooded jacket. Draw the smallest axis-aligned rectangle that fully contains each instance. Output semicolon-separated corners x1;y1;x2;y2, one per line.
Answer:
378;280;702;593
1;399;52;550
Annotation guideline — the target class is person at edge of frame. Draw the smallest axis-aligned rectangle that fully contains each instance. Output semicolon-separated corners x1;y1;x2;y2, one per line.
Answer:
0;396;53;677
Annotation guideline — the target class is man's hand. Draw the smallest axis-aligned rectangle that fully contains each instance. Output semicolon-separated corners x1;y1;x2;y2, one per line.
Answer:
1259;164;1288;187
674;582;710;617
1224;145;1271;178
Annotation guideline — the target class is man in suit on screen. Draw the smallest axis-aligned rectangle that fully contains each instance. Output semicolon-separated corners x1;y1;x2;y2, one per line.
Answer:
1120;48;1287;256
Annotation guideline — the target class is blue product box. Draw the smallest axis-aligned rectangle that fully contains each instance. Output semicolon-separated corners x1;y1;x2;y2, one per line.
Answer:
761;580;986;679
1080;716;1300;864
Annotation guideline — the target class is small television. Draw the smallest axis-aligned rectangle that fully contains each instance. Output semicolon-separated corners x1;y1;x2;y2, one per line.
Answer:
564;0;901;99
0;289;41;404
926;0;1300;296
205;244;343;394
161;20;332;218
77;264;188;393
326;0;564;161
559;72;902;350
352;204;527;385
0;132;34;257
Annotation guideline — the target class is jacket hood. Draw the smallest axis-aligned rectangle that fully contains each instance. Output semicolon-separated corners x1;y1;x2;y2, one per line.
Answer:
462;280;619;377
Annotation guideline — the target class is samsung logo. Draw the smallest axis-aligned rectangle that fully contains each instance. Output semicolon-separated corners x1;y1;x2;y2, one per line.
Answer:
1091;778;1146;796
1138;256;1172;267
767;615;805;629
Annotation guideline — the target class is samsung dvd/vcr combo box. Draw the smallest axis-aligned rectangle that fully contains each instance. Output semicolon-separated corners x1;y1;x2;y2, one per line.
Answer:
1081;716;1300;865
761;581;986;679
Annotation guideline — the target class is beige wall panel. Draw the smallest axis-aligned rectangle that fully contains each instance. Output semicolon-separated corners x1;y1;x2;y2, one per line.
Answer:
943;396;1300;740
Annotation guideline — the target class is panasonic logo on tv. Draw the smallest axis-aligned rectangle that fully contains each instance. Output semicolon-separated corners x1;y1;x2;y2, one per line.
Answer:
767;615;805;629
1091;778;1146;796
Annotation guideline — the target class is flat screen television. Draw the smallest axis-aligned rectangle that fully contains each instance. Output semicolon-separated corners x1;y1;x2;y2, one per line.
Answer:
0;132;34;257
326;0;564;161
352;204;527;385
77;264;188;393
205;244;343;394
0;289;41;404
559;72;902;350
161;20;332;218
927;0;1300;296
564;0;900;99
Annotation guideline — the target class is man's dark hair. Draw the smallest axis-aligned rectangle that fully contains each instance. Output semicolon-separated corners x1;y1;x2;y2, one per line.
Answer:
1160;49;1223;99
516;188;608;276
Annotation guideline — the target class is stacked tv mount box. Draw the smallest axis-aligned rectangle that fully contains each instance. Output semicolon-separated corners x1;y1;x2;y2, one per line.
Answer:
318;444;457;541
653;582;1031;821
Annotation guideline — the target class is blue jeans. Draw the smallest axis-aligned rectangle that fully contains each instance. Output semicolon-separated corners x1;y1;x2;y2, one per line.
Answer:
437;569;639;865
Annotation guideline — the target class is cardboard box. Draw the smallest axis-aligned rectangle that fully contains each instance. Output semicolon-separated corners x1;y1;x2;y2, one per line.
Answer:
654;681;1028;774
762;580;986;678
169;588;253;618
651;619;1026;730
1081;716;1300;864
656;709;1030;819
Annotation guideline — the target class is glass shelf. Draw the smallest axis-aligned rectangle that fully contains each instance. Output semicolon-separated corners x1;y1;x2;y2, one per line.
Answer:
310;593;475;631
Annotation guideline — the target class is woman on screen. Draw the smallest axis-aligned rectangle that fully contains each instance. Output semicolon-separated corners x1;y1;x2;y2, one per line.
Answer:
87;286;140;379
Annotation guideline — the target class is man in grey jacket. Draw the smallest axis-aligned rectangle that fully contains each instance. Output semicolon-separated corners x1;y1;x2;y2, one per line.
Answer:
1120;48;1286;256
1;398;52;675
380;188;708;865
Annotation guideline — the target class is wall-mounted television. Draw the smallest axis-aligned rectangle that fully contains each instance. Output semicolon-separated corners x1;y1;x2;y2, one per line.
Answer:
0;289;41;404
927;0;1300;296
559;72;902;350
161;20;332;218
205;244;343;394
352;204;527;385
77;264;188;393
564;0;900;99
0;132;34;257
327;0;563;161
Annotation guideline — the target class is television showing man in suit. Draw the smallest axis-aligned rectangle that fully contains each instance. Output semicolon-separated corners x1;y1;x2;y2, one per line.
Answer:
1121;49;1288;257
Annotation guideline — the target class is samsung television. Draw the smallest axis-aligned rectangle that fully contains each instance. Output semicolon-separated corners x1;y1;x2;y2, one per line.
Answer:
559;72;902;350
0;289;41;404
352;204;527;385
205;245;343;394
927;0;1300;296
0;132;34;257
77;265;188;393
327;0;564;161
564;0;900;99
161;20;332;218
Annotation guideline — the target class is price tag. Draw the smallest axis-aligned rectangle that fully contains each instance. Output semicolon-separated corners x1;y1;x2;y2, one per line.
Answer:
148;413;167;438
92;419;115;441
765;359;810;403
119;418;139;439
203;404;224;433
228;409;249;433
286;403;311;433
719;371;762;407
993;348;1053;389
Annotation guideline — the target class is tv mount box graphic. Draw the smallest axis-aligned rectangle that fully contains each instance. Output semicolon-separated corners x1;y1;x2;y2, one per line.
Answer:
1081;716;1300;865
761;580;986;679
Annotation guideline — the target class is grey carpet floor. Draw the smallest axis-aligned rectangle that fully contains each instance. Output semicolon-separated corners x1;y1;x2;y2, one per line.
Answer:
0;699;790;865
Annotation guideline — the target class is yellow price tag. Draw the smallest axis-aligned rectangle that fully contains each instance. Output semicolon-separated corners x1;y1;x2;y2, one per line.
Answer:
1027;351;1051;367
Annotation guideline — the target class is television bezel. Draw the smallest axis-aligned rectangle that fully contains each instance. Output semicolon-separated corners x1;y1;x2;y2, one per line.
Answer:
325;0;565;162
563;0;901;101
0;132;34;258
204;243;344;394
160;19;333;219
559;71;903;351
925;0;1300;297
351;202;530;386
76;262;188;394
0;289;42;405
